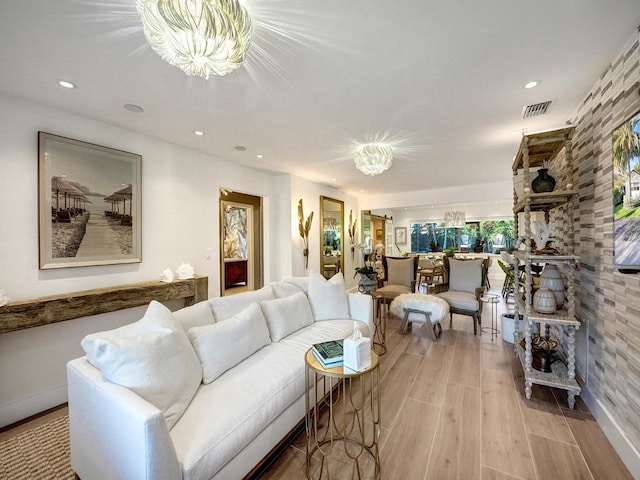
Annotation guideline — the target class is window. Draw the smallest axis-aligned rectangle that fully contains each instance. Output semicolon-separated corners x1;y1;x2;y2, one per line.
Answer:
410;220;515;253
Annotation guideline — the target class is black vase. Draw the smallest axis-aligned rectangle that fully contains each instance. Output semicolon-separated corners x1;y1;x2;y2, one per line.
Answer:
531;168;556;193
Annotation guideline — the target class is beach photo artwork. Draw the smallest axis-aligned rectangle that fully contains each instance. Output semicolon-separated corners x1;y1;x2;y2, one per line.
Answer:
38;132;142;269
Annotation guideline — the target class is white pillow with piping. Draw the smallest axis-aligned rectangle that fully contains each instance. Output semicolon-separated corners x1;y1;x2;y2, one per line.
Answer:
187;302;271;384
260;291;314;342
282;276;309;294
81;301;202;430
307;272;349;321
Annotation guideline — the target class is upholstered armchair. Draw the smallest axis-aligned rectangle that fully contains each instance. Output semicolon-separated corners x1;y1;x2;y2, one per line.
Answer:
375;256;419;297
436;257;488;334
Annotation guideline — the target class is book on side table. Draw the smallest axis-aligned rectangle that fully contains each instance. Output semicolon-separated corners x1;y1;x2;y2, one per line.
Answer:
312;339;344;369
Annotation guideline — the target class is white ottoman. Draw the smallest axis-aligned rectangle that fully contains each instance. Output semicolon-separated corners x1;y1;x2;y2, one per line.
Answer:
390;293;450;340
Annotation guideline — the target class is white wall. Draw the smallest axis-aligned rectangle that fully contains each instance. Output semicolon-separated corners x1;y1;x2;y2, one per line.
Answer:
0;93;291;427
290;176;360;289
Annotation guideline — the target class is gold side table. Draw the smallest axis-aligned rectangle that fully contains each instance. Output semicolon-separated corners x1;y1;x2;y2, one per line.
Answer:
304;349;380;480
371;292;387;355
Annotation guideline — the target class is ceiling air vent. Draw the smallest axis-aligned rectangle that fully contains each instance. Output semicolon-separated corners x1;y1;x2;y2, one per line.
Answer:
522;101;552;118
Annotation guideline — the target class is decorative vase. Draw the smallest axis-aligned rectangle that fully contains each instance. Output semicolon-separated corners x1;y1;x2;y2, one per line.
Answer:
533;287;557;314
539;264;565;308
531;168;556;193
358;274;378;295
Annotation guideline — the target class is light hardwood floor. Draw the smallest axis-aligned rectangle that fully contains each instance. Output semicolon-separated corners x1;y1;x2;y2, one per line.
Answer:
0;291;632;480
261;290;633;480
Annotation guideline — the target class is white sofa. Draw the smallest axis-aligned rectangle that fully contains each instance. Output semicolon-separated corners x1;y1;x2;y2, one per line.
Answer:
67;273;373;480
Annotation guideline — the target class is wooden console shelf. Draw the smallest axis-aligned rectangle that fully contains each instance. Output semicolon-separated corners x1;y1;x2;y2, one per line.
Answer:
0;275;208;334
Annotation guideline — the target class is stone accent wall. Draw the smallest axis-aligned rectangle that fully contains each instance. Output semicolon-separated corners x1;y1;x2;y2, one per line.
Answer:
568;30;640;451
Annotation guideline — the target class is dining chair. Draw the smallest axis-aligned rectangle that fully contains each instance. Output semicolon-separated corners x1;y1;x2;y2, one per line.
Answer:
436;257;488;335
416;257;444;291
375;256;419;297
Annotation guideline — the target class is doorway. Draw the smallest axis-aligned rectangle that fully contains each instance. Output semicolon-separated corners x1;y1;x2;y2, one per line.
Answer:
220;190;263;296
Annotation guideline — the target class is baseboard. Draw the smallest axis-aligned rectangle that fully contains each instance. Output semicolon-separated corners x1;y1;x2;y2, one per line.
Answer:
580;385;640;479
0;383;67;429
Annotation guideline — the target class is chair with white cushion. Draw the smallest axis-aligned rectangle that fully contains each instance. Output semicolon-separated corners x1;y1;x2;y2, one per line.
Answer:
436;257;488;335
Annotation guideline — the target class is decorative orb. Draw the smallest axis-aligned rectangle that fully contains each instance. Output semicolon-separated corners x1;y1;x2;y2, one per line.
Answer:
539;264;565;308
533;288;557;314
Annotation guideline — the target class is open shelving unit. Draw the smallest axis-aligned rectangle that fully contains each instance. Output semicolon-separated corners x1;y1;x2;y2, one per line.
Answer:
511;126;582;409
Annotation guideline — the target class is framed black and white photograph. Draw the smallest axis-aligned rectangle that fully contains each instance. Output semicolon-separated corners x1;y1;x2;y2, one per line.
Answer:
394;226;407;244
38;132;142;269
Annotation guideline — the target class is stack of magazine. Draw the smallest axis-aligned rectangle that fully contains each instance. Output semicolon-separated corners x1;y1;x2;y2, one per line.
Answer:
311;339;344;369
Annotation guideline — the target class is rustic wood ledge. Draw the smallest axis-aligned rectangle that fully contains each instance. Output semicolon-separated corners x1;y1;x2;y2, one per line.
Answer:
0;275;208;335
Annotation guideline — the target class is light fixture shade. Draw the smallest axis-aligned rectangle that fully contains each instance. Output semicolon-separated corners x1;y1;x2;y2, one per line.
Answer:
136;0;252;79
444;210;466;228
354;143;393;176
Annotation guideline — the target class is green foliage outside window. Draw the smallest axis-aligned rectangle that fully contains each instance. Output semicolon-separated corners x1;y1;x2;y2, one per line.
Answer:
410;220;515;254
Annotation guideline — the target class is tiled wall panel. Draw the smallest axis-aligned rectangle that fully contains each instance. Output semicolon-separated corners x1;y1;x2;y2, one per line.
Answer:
567;31;640;451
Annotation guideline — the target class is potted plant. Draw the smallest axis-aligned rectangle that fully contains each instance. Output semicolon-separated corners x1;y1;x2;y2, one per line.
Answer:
429;240;440;252
354;265;378;294
443;247;456;257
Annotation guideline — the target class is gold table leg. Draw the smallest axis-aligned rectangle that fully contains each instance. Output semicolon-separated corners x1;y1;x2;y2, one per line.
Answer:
305;365;381;479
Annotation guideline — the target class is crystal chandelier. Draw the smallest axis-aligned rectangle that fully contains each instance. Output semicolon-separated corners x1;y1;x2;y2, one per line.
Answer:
136;0;252;79
354;143;393;176
444;210;466;228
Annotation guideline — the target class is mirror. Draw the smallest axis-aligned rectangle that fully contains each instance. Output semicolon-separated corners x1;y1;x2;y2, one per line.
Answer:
320;196;344;279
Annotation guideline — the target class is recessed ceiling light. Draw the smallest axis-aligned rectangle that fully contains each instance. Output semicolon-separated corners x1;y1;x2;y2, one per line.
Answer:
57;80;76;89
234;145;247;151
524;80;539;89
256;154;263;159
194;130;204;136
123;103;144;113
359;189;365;192
331;178;337;182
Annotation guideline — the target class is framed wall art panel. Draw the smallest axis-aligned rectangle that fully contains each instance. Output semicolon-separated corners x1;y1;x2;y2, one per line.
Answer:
38;132;142;269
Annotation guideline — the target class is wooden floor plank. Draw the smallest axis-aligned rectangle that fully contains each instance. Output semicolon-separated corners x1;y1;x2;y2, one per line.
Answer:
481;466;527;480
481;368;536;480
380;398;440;480
408;342;455;407
480;335;512;372
377;352;423;430
528;433;593;480
448;333;480;388
425;383;481;480
509;360;576;445
563;410;634;480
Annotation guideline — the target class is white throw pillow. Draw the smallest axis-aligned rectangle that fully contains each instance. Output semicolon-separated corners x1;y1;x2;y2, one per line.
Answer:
260;291;314;342
307;272;350;321
187;303;271;384
172;300;215;332
81;301;202;430
209;285;274;321
282;276;310;293
449;258;483;293
271;281;304;299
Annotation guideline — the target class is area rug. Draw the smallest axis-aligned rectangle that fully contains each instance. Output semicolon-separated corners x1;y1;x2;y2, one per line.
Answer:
0;414;73;480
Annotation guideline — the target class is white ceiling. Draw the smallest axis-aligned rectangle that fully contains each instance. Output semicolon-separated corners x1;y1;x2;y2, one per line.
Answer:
1;1;638;197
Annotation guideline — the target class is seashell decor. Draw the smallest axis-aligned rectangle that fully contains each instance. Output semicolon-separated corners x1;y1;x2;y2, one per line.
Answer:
160;268;175;283
176;263;195;280
0;289;10;307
